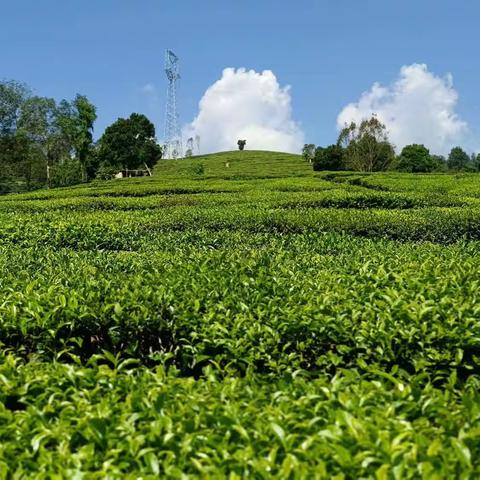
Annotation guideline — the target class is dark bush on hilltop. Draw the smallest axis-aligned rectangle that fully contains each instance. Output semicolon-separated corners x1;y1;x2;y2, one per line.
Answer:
313;145;345;171
396;144;435;172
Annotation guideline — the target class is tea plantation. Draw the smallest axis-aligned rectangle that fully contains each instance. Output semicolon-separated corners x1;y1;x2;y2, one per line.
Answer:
1;151;480;478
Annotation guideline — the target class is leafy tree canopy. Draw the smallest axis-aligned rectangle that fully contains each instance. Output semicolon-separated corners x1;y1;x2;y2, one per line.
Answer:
0;80;31;136
397;144;435;173
338;116;395;172
57;95;97;180
313;145;344;171
97;113;162;171
0;80;98;191
447;147;470;171
472;153;480;172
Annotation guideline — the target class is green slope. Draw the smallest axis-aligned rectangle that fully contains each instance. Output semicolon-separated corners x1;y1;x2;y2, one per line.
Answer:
154;150;311;179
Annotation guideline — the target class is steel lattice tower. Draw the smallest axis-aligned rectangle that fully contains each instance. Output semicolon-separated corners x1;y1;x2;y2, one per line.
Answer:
163;50;183;159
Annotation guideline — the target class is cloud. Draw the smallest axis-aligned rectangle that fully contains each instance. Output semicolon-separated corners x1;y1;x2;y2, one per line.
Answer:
185;68;304;154
337;64;468;155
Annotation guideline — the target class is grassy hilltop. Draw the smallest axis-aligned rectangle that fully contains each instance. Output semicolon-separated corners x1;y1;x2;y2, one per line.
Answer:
154;150;313;179
1;151;480;477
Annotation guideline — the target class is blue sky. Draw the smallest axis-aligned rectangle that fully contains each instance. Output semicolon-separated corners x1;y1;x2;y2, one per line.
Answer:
1;0;479;154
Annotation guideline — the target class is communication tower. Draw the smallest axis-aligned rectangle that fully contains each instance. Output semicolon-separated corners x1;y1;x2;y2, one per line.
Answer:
163;50;183;159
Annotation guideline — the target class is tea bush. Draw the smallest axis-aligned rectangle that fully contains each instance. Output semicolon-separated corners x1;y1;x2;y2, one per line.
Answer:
1;151;480;476
1;354;479;478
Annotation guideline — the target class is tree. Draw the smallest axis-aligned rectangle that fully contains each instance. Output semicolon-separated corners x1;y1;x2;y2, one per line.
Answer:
73;95;97;179
49;158;83;187
17;96;56;142
0;80;92;192
447;147;470;171
237;139;246;151
0;80;31;136
16;96;66;184
97;113;162;171
472;153;480;172
0;81;30;191
0;135;23;192
338;116;395;171
0;132;46;191
0;81;52;191
57;95;97;180
313;145;344;171
396;144;434;172
302;144;316;163
431;155;448;172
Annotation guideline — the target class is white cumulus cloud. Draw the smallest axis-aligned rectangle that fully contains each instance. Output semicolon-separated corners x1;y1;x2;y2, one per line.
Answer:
337;64;468;154
185;68;304;154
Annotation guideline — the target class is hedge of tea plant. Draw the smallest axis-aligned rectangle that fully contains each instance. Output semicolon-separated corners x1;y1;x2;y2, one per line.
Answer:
1;151;480;476
1;353;480;478
0;236;479;378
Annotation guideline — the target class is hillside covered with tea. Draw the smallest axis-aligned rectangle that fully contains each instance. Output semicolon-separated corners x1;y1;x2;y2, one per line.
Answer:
1;151;480;478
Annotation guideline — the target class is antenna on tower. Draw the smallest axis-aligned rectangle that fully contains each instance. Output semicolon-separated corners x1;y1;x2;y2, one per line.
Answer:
163;49;183;159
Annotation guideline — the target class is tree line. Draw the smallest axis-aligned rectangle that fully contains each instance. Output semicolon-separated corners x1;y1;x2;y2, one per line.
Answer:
304;116;480;173
0;79;162;193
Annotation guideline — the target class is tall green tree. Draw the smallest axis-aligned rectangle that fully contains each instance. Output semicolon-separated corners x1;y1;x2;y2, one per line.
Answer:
338;116;395;171
57;95;97;180
17;96;64;184
0;80;93;192
97;113;162;171
17;96;56;142
472;153;480;172
396;144;434;172
0;80;48;191
447;147;470;171
74;95;97;179
0;80;30;135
